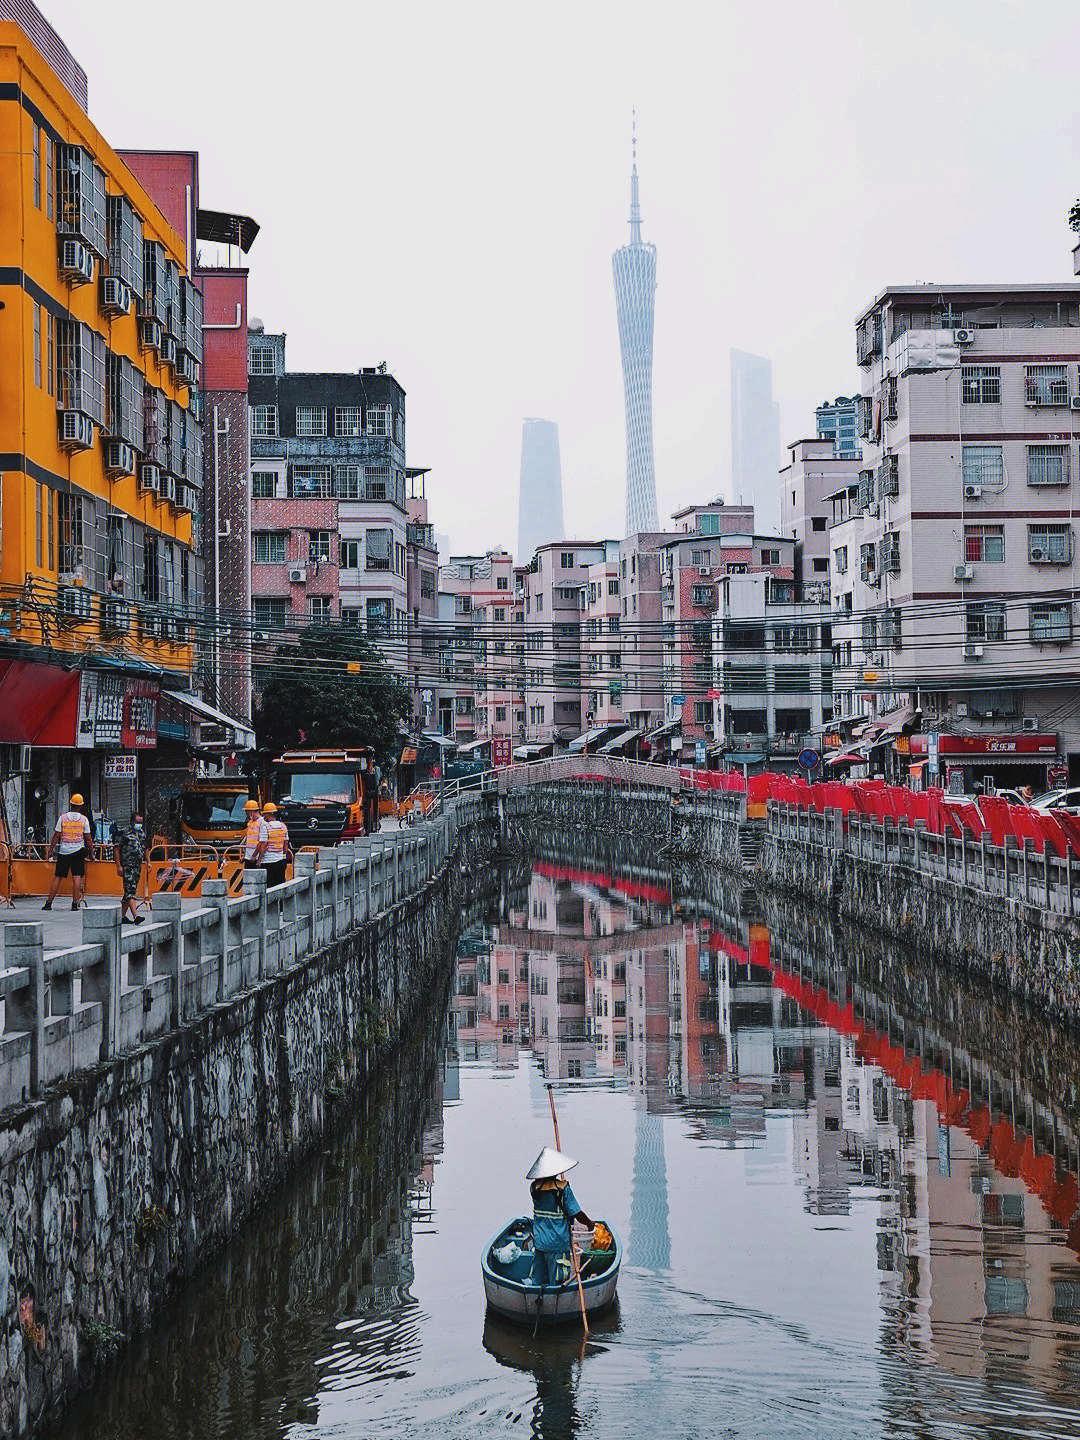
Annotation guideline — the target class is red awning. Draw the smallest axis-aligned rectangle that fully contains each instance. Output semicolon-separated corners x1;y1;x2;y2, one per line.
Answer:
0;660;81;746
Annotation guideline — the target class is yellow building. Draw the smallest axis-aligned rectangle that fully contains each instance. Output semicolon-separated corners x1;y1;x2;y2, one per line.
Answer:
0;5;204;835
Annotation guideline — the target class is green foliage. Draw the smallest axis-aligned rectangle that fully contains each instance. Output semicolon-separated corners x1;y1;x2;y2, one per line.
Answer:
255;623;409;763
136;1204;172;1244
1070;200;1080;235
84;1318;126;1359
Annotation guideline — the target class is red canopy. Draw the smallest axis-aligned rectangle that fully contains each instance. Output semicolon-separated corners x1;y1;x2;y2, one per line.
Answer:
0;660;81;745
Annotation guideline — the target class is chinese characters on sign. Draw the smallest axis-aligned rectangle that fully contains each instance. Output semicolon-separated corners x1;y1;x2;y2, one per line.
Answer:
122;679;159;750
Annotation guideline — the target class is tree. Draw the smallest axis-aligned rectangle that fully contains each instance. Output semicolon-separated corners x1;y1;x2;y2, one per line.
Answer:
254;624;409;762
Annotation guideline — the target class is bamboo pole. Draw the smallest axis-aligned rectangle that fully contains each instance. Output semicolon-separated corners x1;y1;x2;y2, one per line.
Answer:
546;1083;589;1337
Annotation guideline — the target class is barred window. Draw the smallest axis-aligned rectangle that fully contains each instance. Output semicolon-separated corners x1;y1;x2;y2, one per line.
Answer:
252;532;288;564
1028;523;1072;564
1031;603;1072;643
308;596;332;622
334;464;361;499
335;406;362;436
251;404;278;437
295;405;327;436
1024;365;1069;406
365;465;390;500
251;471;277;498
962;445;1004;489
966;602;1006;643
964;524;1004;563
366;403;391;436
291;464;332;498
365;528;391;570
253;598;289;629
248;346;277;376
961;366;1000;404
1027;444;1070;486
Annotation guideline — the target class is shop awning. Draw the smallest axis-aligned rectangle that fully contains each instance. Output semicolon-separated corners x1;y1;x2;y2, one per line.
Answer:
457;737;491;755
0;659;81;745
513;742;553;761
422;731;457;751
568;725;619;753
597;727;643;755
878;703;915;736
646;717;682;740
729;751;766;766
826;746;868;769
162;690;255;751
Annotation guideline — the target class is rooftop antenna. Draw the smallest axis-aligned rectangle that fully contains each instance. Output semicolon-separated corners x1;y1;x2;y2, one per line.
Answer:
629;107;642;245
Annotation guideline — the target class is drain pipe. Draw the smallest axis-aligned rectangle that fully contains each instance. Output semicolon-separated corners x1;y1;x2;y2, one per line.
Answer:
212;409;230;701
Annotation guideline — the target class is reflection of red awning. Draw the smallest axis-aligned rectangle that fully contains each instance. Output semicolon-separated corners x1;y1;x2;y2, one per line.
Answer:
0;660;81;745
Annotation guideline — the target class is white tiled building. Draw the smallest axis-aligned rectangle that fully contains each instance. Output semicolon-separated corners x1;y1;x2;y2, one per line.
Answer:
832;283;1080;788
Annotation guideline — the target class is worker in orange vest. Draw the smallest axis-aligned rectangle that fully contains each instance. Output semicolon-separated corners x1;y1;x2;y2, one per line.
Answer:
260;802;293;887
43;794;95;910
243;799;268;870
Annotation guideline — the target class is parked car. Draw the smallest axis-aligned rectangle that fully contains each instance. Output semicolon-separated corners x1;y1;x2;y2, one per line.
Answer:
1030;787;1080;814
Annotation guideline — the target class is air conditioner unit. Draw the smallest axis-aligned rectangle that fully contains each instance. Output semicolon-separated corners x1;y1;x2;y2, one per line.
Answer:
160;335;178;367
175;352;200;386
1021;716;1039;732
288;565;307;583
103;439;136;476
59;238;94;284
142;611;164;639
698;566;711;577
138;463;160;493
1070;396;1080;412
58;585;94;624
963;484;982;500
8;743;32;774
159;473;177;504
102;598;131;634
953;563;974;581
177;484;196;513
962;644;984;660
100;276;131;315
140;317;162;351
953;328;976;345
1030;547;1046;562
58;410;94;451
866;572;881;588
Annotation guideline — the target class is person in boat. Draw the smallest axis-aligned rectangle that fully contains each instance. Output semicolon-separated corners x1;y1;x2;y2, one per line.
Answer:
526;1147;594;1287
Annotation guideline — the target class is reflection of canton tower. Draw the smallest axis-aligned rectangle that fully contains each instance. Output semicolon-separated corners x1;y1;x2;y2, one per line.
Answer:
613;122;659;535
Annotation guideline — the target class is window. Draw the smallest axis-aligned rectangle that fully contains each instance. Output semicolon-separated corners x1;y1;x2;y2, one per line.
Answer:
813;558;829;574
341;607;362;627
811;516;827;532
693;701;711;725
332;464;361;499
365;528;391;570
691;549;711;566
495;705;507;722
529;704;545;725
497;575;508;590
366;403;391;435
334;406;362;436
1025;364;1069;406
295;405;327;436
963;445;1004;489
961;365;1000;404
773;624;813;651
32;123;42;207
1027;444;1070;487
340;539;361;569
760;548;781;565
308;595;331;622
33;303;41;388
699;513;719;535
248;346;277;376
1030;603;1071;643
366;597;390;634
608;616;620;633
35;483;43;567
45;133;53;220
309;530;331;562
253;598;289;629
691;584;714;607
46;313;54;396
251;471;277;499
834;545;848;573
964;524;1004;563
253;532;288;564
292;464;332;498
560;551;574;568
365;465;389;500
1028;523;1072;564
251;404;278;437
966;602;1006;643
608;578;619;595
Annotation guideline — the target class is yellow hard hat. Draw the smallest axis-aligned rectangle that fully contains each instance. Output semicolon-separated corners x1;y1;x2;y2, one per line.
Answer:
263;802;278;814
244;799;260;811
70;793;84;806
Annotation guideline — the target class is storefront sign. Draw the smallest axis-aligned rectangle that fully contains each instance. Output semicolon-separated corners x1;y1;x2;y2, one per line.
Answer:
93;675;125;747
104;754;137;779
909;733;1057;759
695;739;707;766
823;733;842;750
122;679;159;750
894;734;911;756
492;737;512;768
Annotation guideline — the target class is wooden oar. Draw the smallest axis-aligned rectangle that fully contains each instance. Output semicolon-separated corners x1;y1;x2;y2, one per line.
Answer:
546;1084;589;1338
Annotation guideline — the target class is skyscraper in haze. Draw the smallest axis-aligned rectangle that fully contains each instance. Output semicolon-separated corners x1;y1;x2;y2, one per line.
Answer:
517;419;564;561
613;127;659;536
730;350;782;530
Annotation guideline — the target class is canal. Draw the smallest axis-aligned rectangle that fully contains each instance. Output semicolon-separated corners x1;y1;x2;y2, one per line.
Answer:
46;852;1080;1440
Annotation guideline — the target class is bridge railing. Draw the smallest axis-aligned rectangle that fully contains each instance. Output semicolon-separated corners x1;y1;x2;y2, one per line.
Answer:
0;800;474;1114
494;754;686;793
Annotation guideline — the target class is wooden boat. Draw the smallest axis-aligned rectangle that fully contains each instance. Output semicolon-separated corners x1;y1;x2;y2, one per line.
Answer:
482;1216;621;1325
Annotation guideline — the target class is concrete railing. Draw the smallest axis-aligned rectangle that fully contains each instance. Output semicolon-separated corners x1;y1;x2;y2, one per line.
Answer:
0;797;481;1114
768;800;1080;917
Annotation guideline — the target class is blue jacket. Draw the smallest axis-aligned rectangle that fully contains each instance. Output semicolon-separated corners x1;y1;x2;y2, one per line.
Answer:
532;1180;581;1253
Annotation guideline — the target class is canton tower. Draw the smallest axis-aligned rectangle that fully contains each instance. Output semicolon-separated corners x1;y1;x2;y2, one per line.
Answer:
613;121;659;535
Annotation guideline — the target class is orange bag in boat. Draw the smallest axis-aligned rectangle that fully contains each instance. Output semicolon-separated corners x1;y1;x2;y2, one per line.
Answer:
592;1222;613;1251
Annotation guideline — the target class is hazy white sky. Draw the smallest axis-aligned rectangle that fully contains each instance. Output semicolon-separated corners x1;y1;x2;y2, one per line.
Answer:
43;0;1080;554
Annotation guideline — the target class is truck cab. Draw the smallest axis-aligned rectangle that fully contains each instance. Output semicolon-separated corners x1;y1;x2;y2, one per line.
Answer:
270;748;378;847
177;780;251;847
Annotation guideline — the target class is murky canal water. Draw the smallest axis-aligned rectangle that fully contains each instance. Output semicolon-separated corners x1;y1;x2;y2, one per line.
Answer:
47;854;1080;1440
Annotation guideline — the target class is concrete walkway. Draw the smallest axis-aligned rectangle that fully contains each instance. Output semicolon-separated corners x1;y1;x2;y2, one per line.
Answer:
0;895;203;964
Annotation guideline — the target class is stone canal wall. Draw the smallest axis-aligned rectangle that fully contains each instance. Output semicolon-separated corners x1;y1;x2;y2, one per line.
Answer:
0;795;498;1439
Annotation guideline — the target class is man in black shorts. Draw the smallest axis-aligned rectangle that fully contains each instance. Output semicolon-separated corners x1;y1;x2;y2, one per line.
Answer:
43;794;95;911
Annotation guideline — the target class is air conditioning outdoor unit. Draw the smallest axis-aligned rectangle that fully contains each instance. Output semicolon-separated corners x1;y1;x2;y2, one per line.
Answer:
1070;395;1080;412
698;566;711;577
962;643;984;660
58;410;94;451
954;563;974;581
1030;547;1046;562
288;565;307;583
102;598;131;634
100;276;131;315
160;335;178;368
58;585;94;624
8;744;32;774
59;238;94;284
175;352;200;385
103;440;136;476
964;484;982;500
159;473;177;504
1021;717;1039;732
140;318;162;350
953;328;976;345
138;463;160;493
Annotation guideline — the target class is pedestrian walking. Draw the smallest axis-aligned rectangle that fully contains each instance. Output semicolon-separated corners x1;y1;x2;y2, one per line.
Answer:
43;794;95;911
243;799;268;869
113;812;147;923
260;803;293;888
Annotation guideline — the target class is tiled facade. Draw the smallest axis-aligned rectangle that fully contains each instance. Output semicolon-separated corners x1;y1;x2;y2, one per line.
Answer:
779;437;860;602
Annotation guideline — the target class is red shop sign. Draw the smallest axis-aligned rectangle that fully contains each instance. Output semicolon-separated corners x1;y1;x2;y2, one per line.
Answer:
122;678;159;750
908;733;1057;758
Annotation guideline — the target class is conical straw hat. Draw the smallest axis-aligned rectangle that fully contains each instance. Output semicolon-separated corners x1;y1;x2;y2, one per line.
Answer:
526;1146;578;1181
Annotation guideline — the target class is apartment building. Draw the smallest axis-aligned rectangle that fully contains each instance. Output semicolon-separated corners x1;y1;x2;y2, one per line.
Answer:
710;572;832;767
581;551;624;730
834;283;1080;790
437;550;515;746
658;507;787;763
779;437;861;601
404;469;439;735
0;8;212;838
248;332;408;663
814;396;862;459
520;540;617;747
